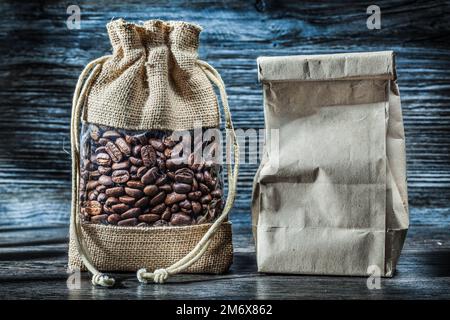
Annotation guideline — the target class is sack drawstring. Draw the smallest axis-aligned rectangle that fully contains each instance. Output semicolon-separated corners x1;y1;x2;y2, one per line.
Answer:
137;60;239;284
71;57;239;287
71;55;116;287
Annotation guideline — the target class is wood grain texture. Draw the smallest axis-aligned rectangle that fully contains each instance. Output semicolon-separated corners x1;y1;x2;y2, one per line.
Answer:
0;0;449;228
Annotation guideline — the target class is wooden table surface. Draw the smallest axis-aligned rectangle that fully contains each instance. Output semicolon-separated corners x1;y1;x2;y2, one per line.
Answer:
0;0;449;299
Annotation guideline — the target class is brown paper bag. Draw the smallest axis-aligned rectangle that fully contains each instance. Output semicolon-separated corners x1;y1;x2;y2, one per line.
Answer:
252;51;408;277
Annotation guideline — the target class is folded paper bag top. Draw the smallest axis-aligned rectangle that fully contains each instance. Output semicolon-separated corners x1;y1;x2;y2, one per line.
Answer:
252;51;408;277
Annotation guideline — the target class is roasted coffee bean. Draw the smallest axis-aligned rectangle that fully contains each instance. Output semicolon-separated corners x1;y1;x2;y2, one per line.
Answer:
134;196;149;208
211;189;222;198
192;178;198;191
98;165;112;175
143;185;159;197
157;158;166;171
112;203;129;214
127;180;144;189
91;214;108;223
141;167;159;185
181;208;192;214
188;191;202;201
195;172;204;182
163;148;172;159
130;165;138;174
125;187;144;199
179;199;192;210
86;180;99;191
165;192;187;206
118;218;138;226
167;172;176;180
89;170;101;179
107;214;121;224
98;138;110;146
103;204;114;215
96;153;111;166
125;135;137;145
163;137;177;148
119;196;136;205
137;166;148;178
155;174;168;186
170;213;192;226
159;184;172;193
192;201;202;215
84;201;102;216
150;191;166;206
199;183;210;194
203;171;215;188
97;193;107;203
201;194;212;204
141;145;156;167
105;197;120;207
149;138;165;152
171;204;180;213
112;160;130;170
105;186;124;197
154;220;169;226
96;185;106;193
162;208;172;221
95;146;106;154
173;182;191;194
111;170;130;184
132;145;142;157
115;137;131;156
138;214;160;223
88;190;99;201
150;203;166;214
105;142;123;163
103;130;121;139
129;156;143;166
99;175;114;187
121;208;141;219
175;168;194;184
166;158;186;171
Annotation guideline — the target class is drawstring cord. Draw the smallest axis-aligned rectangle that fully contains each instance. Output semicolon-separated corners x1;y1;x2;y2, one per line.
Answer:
71;56;239;287
136;60;239;284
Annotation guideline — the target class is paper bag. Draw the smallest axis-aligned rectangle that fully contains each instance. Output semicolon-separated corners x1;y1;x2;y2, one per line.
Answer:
252;51;409;277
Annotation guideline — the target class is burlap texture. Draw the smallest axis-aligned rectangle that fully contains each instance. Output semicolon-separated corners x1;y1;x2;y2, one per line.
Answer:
68;222;233;273
84;19;220;131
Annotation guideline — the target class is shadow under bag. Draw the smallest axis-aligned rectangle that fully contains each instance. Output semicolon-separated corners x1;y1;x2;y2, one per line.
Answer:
252;51;408;277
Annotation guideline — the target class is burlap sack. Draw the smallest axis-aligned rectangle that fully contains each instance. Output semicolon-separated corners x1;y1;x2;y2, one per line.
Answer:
68;19;239;285
252;51;408;277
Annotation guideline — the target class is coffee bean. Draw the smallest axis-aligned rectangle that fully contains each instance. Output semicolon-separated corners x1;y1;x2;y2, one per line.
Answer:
127;180;144;189
138;214;160;223
137;222;149;228
129;157;143;166
84;200;102;216
149;138;165;152
112;160;130;170
195;172;204;182
105;197;120;207
125;187;144;199
166;158;186;171
121;208;141;219
173;182;191;194
99;175;114;187
187;191;202;201
88;190;99;201
171;204;180;213
105;187;124;197
162;208;172;221
132;145;142;157
154;220;169;226
204;171;215;188
150;191;166;206
141;167;159;185
179;199;192;210
165;192;187;206
86;180;99;191
105;142;123;163
118;218;138;226
163;137;177;148
96;185;107;193
159;184;172;193
170;213;192;226
199;183;210;194
97;193;107;203
98;166;112;175
141;145;156;167
98;138;110;146
89;170;101;179
107;214;121;224
143;185;159;197
211;189;222;198
192;201;202;215
150;203;166;214
119;196;136;205
102;130;121;139
91;214;108;223
201;194;212;204
103;204;114;215
95;146;106;154
134;196;149;208
111;170;130;184
137;166;148;178
115;137;131;156
175;168;194;184
112;203;129;214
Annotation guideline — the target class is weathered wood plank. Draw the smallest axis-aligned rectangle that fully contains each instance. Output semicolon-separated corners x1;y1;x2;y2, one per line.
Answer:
0;1;449;229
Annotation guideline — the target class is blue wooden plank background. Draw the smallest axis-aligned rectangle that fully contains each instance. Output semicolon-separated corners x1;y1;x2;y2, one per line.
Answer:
0;0;449;229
